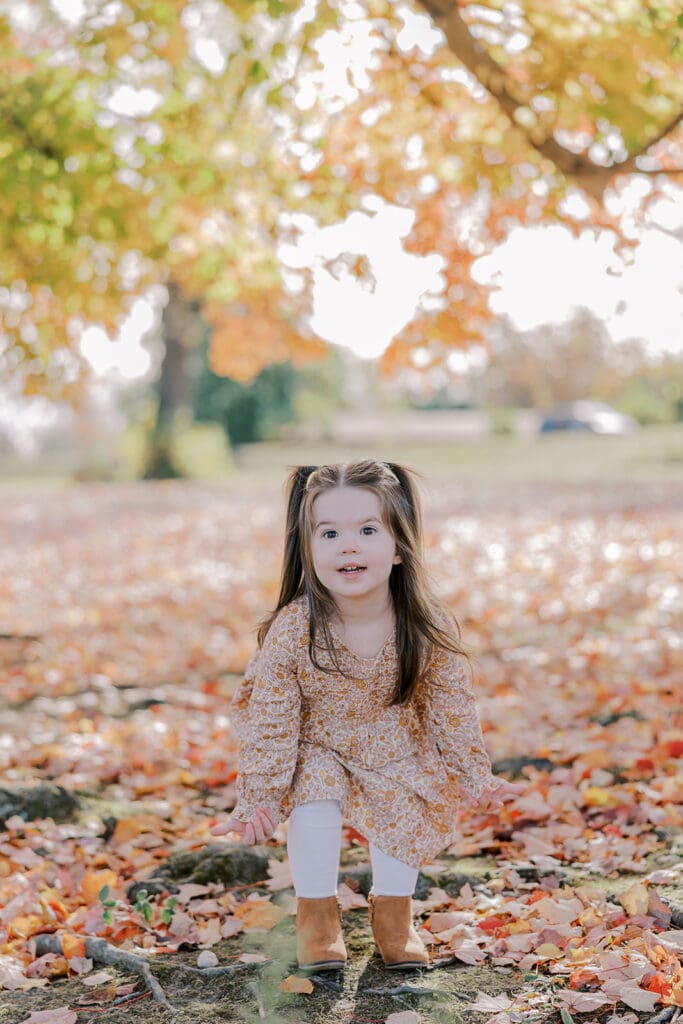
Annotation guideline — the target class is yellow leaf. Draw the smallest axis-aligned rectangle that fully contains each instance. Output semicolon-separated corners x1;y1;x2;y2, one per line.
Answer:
582;786;620;808
534;943;563;959
507;919;531;934
233;899;285;931
279;975;314;994
9;915;43;939
618;882;649;918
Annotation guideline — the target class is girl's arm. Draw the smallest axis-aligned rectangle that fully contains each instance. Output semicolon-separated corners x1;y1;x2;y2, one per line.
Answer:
221;605;302;832
419;646;496;802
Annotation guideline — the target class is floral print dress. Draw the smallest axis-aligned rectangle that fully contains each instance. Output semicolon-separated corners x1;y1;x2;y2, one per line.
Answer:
230;596;494;867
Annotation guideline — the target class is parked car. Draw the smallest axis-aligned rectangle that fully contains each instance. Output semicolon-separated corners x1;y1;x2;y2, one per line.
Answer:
539;401;639;435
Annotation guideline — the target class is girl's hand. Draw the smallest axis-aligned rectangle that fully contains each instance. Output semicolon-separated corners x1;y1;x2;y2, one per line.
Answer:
476;778;526;812
210;807;278;846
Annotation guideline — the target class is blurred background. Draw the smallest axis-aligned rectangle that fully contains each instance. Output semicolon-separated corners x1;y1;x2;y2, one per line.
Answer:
1;0;682;486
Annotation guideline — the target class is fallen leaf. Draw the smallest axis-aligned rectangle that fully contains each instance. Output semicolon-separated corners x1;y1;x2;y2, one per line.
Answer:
279;975;314;994
233;899;285;931
59;933;86;960
9;915;44;940
534;942;563;959
600;980;659;1011
64;957;92;975
80;870;119;906
81;971;114;987
74;985;118;1005
196;918;222;947
464;992;514;1011
556;990;613;1011
221;917;244;938
19;1010;78;1024
238;953;268;963
336;883;368;911
618;882;649;918
386;1013;420;1024
266;858;293;891
0;957;47;991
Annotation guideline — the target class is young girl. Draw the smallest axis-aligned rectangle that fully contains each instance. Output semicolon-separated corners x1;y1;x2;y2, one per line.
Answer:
211;460;518;971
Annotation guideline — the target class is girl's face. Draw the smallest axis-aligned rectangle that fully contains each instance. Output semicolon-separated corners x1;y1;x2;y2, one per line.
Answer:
309;485;401;606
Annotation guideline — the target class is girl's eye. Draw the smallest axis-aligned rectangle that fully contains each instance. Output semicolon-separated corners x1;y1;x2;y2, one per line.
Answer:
322;529;337;539
361;526;377;536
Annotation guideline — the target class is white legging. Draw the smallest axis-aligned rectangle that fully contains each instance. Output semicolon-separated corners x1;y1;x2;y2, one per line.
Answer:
287;799;418;898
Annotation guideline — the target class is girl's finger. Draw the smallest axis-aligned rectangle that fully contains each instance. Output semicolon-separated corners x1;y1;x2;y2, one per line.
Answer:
256;810;272;842
260;809;277;834
244;823;255;846
257;808;276;838
251;818;264;844
210;818;244;836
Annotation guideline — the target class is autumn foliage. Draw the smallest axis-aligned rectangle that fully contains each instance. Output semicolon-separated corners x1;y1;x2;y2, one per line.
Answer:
1;1;682;396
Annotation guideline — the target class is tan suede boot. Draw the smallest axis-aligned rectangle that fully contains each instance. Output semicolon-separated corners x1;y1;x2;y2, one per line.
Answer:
368;894;430;969
296;896;347;971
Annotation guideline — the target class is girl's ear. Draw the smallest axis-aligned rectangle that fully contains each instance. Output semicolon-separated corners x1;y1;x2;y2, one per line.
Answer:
392;552;402;564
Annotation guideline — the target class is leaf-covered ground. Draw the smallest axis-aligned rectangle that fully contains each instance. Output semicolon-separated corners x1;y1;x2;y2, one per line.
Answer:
0;479;681;1024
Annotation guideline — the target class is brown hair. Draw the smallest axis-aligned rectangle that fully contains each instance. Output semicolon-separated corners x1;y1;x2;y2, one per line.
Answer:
258;459;467;705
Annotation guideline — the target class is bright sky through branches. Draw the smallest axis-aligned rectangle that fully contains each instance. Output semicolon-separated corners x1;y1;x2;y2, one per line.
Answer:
32;0;683;376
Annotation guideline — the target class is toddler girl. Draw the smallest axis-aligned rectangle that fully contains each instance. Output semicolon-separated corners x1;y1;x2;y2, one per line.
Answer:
212;460;517;971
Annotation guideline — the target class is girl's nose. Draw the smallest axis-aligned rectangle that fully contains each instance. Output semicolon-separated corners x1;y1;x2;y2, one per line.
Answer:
341;534;359;552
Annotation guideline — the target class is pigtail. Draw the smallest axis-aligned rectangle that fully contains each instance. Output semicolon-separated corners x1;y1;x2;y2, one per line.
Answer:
257;465;316;646
384;462;422;548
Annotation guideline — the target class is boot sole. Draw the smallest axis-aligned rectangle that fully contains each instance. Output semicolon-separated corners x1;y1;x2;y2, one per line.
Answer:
384;961;429;970
299;960;346;972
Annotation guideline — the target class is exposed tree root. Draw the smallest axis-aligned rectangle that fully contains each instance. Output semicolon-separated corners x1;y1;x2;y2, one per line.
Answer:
363;984;450;998
647;1008;678;1024
33;934;253;1009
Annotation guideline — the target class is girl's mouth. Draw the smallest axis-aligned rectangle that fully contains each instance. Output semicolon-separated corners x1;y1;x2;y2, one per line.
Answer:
338;566;366;575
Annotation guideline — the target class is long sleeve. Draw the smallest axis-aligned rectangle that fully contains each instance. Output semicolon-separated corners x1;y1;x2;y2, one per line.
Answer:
229;605;301;822
418;646;494;802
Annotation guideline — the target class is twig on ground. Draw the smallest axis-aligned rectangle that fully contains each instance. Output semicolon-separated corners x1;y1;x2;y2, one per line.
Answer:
79;991;153;1019
647;1008;677;1024
309;973;343;992
247;980;267;1018
177;963;256;977
362;984;449;998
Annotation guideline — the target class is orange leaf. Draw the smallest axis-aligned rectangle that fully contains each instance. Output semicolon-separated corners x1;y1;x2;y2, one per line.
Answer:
80;870;119;906
60;933;86;960
647;972;672;996
233;900;285;931
112;816;166;843
279;975;313;994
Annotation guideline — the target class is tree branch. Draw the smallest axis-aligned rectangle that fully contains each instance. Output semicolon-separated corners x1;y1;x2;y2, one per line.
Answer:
415;0;683;200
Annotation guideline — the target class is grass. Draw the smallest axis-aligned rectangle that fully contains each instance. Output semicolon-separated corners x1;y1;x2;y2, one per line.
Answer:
234;424;683;485
1;422;682;489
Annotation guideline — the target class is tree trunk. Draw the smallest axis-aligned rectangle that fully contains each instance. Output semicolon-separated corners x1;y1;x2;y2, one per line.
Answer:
143;282;201;480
